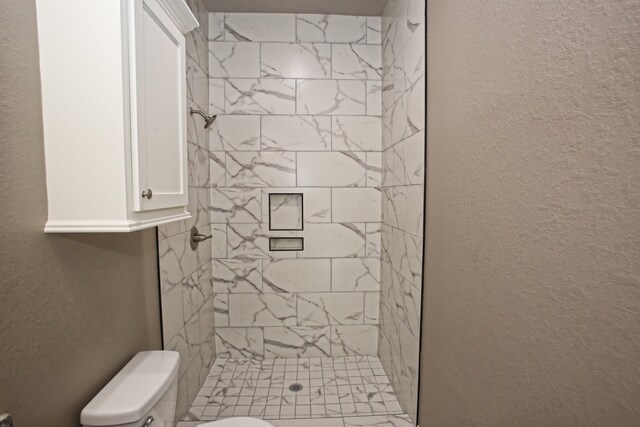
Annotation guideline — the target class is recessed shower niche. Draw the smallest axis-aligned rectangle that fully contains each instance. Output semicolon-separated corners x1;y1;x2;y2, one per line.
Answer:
269;193;303;230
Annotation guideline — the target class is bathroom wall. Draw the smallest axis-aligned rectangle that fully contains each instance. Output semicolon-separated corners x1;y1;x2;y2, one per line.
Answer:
378;0;425;423
157;0;216;420
207;13;383;359
0;1;162;425
421;0;640;425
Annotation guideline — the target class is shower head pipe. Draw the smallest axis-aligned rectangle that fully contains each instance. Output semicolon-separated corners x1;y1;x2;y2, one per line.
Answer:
189;108;217;129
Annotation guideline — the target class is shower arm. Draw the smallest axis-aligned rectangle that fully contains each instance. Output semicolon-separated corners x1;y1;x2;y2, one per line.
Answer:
189;108;208;121
189;108;217;129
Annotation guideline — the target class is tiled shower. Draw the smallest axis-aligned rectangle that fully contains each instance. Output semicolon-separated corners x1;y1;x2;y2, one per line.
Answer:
159;0;424;424
209;11;383;360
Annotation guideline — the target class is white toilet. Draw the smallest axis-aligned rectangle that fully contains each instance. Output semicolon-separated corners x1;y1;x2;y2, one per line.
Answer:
81;351;273;427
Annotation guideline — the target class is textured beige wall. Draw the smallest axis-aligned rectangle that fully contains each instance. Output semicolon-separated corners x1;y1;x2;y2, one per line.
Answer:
420;0;640;425
0;2;162;425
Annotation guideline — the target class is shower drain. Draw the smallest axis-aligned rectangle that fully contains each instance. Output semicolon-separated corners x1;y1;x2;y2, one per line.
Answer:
288;383;303;392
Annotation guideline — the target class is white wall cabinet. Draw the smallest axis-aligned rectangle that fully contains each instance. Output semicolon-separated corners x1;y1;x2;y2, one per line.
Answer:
35;0;198;232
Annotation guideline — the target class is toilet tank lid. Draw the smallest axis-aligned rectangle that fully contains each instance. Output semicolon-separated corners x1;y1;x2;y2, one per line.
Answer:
80;351;180;426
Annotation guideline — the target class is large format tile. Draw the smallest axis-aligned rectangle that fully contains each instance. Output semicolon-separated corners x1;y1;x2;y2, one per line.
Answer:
210;224;227;258
297;15;367;43
393;30;425;98
187;142;210;188
186;56;208;110
161;283;184;343
264;326;331;358
215;327;264;358
166;329;190;378
400;277;421;338
262;259;331;293
406;76;425;133
228;293;297;326
389;185;423;236
332;116;382;151
367;17;382;44
382;149;394;188
209;151;226;187
367;152;383;187
382;188;398;229
331;325;378;355
209;115;261;151
210;188;261;223
332;44;382;80
364;292;380;324
297;152;367;187
301;223;366;258
226;152;296;187
185;310;203;358
262;115;331;151
332;188;381;222
225;13;295;42
209;42;260;77
181;268;208;324
381;48;396;113
366;223;382;257
367;81;383;116
297;80;366;115
188;98;208;148
389;80;424;146
213;294;229;326
159;232;198;291
198;297;216;359
392;130;424;186
261;43;331;78
226;79;296;114
209;78;225;114
379;306;420;423
208;12;224;41
298;293;365;326
391;227;423;289
212;259;262;293
381;225;393;264
332;258;381;292
389;89;422;148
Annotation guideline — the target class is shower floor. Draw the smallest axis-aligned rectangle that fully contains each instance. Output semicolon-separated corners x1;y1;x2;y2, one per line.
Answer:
186;356;405;422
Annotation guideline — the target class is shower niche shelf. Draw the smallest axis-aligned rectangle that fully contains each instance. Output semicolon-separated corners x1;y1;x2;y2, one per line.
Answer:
35;0;198;232
269;237;304;252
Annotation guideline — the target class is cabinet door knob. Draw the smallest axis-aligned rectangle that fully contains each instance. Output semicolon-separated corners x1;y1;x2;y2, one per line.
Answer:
142;189;153;199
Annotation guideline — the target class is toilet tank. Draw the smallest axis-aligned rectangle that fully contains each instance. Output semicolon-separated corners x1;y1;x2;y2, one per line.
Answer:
81;351;180;427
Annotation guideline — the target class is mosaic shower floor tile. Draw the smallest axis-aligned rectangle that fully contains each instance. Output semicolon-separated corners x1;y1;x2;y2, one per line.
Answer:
186;356;405;421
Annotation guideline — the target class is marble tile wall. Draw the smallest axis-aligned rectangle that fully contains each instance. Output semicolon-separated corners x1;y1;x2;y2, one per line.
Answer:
158;0;215;420
378;0;425;424
207;13;383;360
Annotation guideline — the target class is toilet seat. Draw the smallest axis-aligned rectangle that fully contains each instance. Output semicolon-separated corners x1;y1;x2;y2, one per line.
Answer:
199;417;274;427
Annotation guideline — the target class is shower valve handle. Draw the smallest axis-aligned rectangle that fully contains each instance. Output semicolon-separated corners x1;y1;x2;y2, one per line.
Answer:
190;226;212;250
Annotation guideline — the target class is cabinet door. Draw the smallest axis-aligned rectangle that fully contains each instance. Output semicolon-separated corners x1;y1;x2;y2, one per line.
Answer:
130;0;188;212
